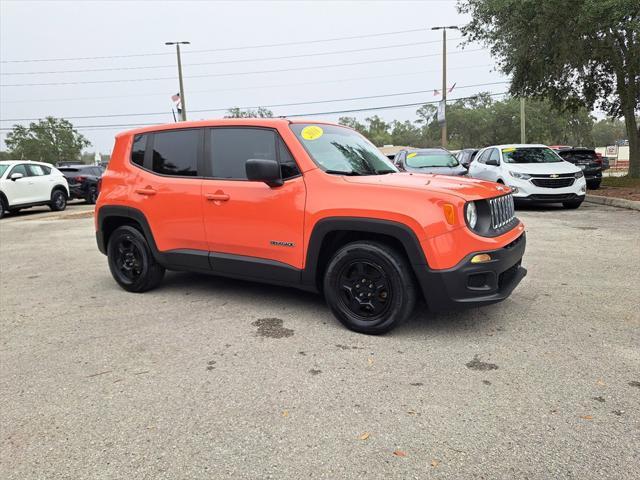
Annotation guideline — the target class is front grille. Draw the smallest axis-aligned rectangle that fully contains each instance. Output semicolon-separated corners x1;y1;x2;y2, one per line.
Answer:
489;194;515;231
531;177;575;188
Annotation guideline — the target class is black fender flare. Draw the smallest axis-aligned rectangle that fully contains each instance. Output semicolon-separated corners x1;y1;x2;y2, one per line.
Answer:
301;217;429;288
96;205;161;260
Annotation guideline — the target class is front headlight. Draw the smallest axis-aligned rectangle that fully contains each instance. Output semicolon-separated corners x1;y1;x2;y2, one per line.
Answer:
509;170;531;180
574;170;584;179
465;201;478;229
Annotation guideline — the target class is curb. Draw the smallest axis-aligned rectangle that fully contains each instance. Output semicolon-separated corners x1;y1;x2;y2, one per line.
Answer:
585;194;640;211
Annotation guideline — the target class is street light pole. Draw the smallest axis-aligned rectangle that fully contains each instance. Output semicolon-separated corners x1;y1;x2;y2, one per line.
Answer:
165;41;190;121
431;26;459;148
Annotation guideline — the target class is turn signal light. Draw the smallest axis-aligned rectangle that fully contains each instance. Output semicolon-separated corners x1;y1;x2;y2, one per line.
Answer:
442;204;456;225
471;253;492;264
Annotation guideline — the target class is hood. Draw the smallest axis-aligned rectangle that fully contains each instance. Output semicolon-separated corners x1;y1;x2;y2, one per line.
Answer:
342;172;510;201
505;161;580;175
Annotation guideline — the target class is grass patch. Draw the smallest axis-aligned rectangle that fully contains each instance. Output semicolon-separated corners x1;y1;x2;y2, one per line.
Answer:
602;176;640;188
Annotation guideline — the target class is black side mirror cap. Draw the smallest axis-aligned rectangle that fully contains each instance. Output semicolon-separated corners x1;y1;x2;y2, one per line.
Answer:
486;159;499;166
245;158;283;188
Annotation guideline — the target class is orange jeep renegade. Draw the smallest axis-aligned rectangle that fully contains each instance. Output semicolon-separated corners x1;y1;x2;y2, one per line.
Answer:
96;119;526;334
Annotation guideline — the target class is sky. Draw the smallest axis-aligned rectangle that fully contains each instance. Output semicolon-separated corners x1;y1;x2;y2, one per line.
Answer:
0;0;508;154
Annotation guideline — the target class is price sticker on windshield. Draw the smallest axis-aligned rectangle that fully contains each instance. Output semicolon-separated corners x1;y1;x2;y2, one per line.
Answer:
407;152;417;158
503;147;516;152
301;126;324;140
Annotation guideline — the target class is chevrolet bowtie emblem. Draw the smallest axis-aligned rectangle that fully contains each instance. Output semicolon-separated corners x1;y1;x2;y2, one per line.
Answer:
550;174;559;178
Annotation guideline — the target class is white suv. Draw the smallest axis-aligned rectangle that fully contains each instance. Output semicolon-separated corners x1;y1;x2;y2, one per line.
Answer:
468;144;587;209
0;160;70;219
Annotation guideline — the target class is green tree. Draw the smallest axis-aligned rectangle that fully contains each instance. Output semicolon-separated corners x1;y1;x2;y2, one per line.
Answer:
338;116;367;134
459;0;640;176
224;107;274;118
592;118;629;146
5;117;90;164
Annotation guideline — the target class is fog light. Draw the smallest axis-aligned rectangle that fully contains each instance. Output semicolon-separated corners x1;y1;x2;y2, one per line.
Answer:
509;186;519;193
471;253;492;263
580;185;586;193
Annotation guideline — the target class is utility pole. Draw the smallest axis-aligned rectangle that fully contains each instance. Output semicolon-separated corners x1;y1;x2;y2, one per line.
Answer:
431;26;459;148
520;97;526;144
165;41;190;121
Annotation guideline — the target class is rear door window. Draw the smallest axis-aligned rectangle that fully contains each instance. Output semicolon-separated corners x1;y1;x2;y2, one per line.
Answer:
151;129;199;176
26;164;45;176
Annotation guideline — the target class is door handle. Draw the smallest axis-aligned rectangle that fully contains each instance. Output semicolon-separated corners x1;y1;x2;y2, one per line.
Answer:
205;193;230;202
135;187;156;196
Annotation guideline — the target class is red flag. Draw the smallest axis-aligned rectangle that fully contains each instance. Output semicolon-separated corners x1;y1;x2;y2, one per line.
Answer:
171;93;180;102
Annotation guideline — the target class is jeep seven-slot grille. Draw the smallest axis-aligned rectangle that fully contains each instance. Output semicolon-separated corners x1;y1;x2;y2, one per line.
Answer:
489;194;515;231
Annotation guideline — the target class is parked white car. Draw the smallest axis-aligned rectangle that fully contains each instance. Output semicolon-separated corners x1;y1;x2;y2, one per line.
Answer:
468;144;587;209
0;160;70;219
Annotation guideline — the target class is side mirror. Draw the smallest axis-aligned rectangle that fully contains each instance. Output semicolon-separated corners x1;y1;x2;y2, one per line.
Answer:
10;172;24;181
486;159;499;166
246;158;283;188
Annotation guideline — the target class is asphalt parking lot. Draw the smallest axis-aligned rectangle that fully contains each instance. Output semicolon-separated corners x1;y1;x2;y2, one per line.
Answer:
1;202;639;479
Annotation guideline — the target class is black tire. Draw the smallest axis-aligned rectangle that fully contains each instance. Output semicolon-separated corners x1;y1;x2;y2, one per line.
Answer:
86;186;98;204
107;225;165;292
49;189;67;211
323;241;417;335
562;199;583;209
587;180;601;190
0;196;6;219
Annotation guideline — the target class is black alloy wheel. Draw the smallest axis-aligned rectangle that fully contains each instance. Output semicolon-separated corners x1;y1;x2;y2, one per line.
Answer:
49;190;67;211
337;260;392;320
107;225;165;292
323;241;417;335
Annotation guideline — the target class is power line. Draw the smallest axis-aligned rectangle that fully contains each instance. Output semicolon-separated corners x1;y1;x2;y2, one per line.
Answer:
1;38;466;76
0;27;439;64
0;92;509;131
1;64;494;104
1;48;486;87
0;83;509;122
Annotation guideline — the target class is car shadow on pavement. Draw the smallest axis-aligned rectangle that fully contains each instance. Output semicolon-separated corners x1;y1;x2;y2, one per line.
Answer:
158;271;504;336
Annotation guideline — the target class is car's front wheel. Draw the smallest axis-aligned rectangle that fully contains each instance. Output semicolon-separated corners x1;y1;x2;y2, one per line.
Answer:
107;225;165;292
323;241;417;335
49;190;67;211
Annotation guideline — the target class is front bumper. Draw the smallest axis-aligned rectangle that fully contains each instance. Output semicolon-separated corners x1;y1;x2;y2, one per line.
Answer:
416;232;527;312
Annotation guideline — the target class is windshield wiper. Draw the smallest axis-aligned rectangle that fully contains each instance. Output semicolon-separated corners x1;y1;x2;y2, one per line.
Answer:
324;169;361;176
374;169;396;175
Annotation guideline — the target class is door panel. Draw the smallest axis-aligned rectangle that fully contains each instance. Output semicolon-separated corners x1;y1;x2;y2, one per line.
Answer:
129;129;208;253
202;177;306;268
202;126;306;269
25;164;51;201
5;164;34;204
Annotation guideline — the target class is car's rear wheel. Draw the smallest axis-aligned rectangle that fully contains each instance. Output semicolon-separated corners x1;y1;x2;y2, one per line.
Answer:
49;190;67;211
323;241;417;335
107;225;165;292
562;199;583;209
86;186;98;204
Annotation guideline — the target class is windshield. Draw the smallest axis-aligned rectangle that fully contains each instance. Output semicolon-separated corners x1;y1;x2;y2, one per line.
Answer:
0;165;9;177
406;150;459;168
290;124;397;175
502;147;563;164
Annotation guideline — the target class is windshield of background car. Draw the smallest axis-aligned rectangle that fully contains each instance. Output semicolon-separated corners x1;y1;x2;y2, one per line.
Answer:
406;150;459;168
290;124;398;175
502;147;563;164
559;150;597;162
0;165;9;177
